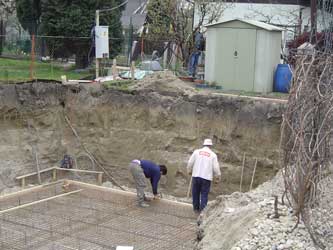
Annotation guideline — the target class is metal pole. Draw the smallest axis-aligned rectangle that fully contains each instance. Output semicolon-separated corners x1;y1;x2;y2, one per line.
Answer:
95;10;100;79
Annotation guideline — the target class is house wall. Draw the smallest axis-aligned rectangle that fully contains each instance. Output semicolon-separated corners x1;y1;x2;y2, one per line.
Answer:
196;2;325;41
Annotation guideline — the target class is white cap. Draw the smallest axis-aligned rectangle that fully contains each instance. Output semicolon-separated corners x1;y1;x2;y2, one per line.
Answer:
203;139;213;146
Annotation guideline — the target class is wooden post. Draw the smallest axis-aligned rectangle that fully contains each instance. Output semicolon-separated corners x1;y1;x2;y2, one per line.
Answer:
35;149;41;185
52;168;57;181
112;59;118;79
249;158;258;191
171;43;177;70
131;61;135;80
240;153;246;192
97;173;103;185
141;36;144;61
30;34;35;80
163;42;168;69
21;178;26;188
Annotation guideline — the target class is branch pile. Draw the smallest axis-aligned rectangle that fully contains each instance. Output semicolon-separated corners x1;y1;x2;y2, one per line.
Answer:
281;52;333;249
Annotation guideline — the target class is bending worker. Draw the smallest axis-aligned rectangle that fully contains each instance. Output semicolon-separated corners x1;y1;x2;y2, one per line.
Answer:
129;159;167;208
187;139;221;212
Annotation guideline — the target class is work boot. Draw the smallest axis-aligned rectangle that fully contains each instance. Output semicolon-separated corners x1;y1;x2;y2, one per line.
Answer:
144;196;152;202
138;202;150;208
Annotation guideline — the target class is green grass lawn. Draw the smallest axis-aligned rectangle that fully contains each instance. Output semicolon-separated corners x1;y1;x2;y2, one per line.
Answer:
0;58;92;83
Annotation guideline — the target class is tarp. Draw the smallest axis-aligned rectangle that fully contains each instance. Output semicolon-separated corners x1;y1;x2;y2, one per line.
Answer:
120;70;154;80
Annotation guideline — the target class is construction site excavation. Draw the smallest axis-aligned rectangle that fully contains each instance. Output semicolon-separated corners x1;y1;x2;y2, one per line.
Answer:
0;76;286;250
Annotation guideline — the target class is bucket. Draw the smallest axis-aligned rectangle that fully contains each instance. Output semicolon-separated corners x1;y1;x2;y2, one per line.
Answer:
274;64;292;93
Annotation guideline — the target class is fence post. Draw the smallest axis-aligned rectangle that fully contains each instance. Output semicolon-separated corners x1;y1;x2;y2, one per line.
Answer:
131;61;135;80
163;42;168;69
112;59;118;79
30;34;35;80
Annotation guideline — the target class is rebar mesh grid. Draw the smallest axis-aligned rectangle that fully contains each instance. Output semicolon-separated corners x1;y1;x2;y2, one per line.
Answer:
0;182;197;250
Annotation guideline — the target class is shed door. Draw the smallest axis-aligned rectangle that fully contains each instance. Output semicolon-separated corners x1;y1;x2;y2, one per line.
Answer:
215;28;256;91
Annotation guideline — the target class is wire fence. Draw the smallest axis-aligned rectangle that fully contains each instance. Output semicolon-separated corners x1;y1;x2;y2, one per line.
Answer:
0;33;186;83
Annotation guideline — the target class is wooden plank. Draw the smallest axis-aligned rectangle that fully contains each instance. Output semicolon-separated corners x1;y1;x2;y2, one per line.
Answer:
16;167;56;180
0;189;82;215
0;180;65;201
67;180;193;208
16;167;104;181
56;168;103;175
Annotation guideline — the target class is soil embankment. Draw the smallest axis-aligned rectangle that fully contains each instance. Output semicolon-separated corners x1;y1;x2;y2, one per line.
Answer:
0;75;286;197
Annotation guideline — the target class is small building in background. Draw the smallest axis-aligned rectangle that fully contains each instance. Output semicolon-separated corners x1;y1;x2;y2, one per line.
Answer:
205;19;283;93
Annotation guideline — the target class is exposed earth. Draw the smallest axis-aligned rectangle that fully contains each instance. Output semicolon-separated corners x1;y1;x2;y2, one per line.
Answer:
0;73;286;197
3;73;330;250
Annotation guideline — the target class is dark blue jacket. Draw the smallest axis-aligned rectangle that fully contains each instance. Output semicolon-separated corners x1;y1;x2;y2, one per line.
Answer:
140;160;161;195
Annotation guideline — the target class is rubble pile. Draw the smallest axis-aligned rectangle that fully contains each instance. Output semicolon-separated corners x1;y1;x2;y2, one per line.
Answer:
197;172;333;250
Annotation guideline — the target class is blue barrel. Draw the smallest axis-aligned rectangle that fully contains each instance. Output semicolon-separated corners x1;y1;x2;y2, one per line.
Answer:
274;64;292;93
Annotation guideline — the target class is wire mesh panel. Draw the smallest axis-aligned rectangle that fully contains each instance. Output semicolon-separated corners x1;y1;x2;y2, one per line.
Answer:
0;181;196;250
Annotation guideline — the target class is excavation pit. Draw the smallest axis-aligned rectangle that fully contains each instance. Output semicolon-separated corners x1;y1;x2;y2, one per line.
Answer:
0;181;197;250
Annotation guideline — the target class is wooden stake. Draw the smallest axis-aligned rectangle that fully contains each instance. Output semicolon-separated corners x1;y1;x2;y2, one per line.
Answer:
249;158;258;191
112;59;118;79
240;153;246;192
30;34;35;80
131;61;135;80
186;177;192;198
52;168;57;181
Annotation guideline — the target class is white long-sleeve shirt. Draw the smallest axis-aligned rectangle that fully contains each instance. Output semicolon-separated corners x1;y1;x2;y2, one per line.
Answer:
187;146;221;181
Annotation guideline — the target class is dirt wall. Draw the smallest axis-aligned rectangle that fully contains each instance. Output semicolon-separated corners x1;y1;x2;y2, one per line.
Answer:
0;80;286;197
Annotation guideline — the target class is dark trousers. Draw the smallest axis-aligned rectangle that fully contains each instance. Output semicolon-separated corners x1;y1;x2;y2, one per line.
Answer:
192;177;211;212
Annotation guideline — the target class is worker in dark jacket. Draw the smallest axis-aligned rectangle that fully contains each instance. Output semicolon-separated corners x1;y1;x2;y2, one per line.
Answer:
129;159;167;207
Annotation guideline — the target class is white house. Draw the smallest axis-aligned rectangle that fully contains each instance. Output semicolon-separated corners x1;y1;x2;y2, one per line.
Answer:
194;0;326;41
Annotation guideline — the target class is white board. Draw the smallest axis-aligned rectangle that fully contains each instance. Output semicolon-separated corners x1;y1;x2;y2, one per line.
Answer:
116;246;134;250
95;26;109;59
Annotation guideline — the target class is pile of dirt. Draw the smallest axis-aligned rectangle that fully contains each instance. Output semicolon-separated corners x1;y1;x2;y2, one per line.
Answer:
130;71;198;96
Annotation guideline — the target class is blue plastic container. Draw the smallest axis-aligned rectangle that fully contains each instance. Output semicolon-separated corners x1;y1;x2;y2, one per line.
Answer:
274;64;292;93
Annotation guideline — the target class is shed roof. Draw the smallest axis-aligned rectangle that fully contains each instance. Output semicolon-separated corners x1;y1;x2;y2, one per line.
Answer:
205;19;285;31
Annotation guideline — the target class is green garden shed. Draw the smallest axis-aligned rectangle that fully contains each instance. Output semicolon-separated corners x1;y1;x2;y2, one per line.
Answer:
205;19;284;93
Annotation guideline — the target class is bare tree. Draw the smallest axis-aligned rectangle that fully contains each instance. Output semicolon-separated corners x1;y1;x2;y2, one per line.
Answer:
146;0;230;63
0;0;15;16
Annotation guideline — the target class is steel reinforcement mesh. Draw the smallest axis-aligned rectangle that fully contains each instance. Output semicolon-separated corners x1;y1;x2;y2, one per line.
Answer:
0;182;197;250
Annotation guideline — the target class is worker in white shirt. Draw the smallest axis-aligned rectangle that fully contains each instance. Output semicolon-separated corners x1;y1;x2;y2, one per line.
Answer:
187;138;221;212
